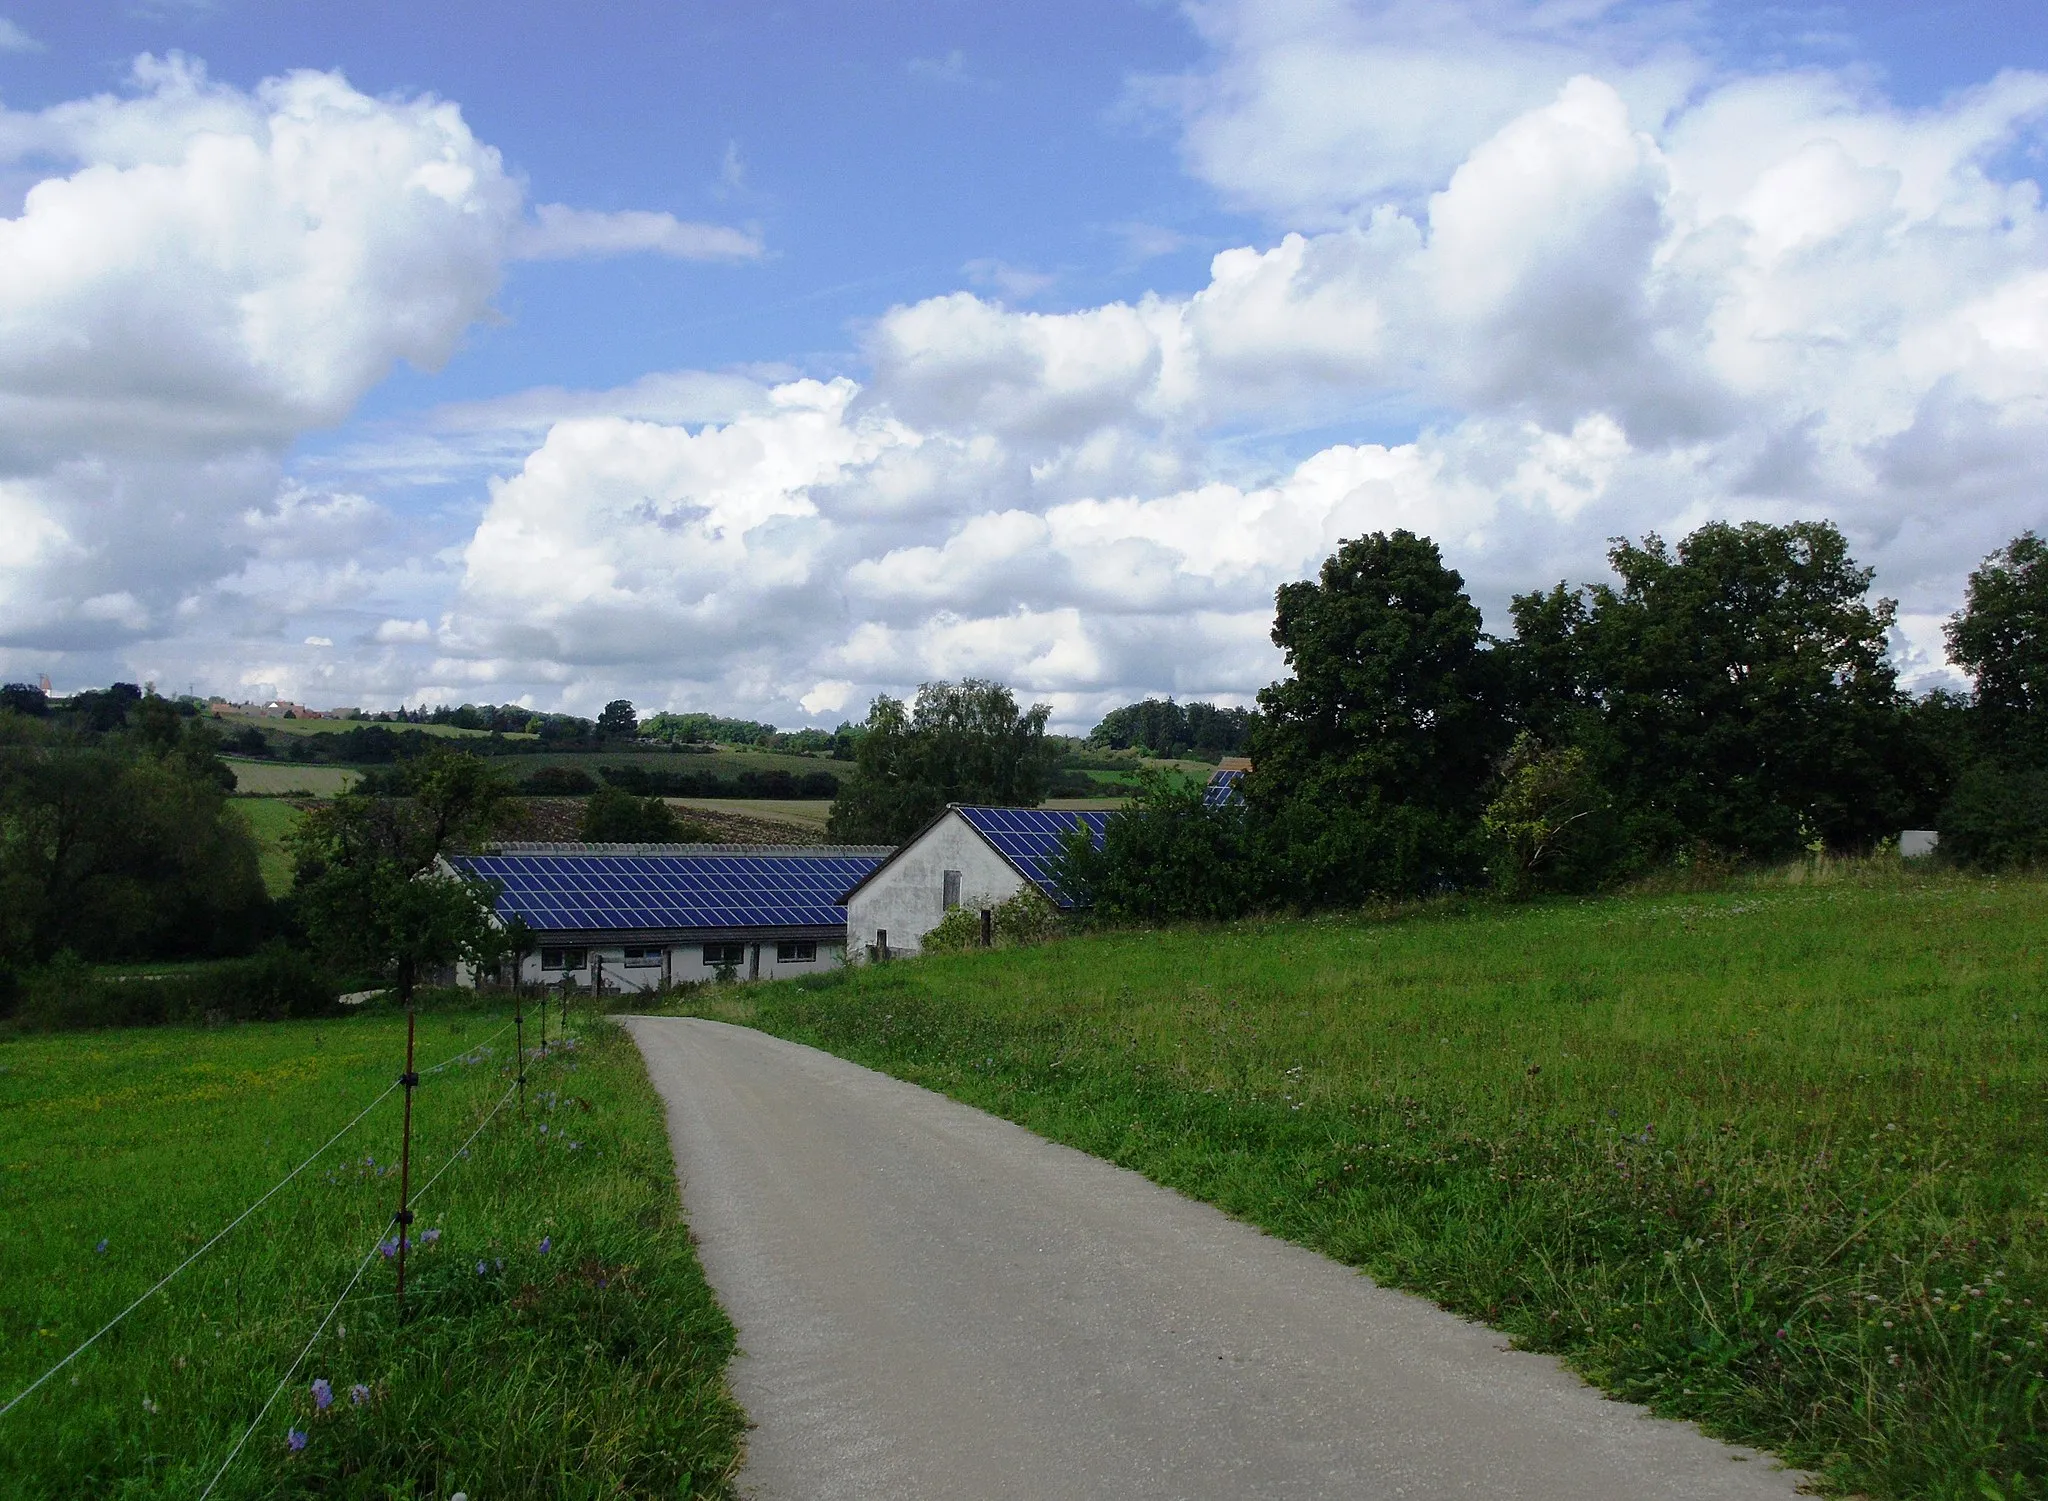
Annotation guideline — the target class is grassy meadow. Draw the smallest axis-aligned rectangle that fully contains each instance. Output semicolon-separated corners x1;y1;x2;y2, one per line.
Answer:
216;716;533;743
0;1006;742;1498
229;797;305;897
684;867;2048;1501
223;761;359;797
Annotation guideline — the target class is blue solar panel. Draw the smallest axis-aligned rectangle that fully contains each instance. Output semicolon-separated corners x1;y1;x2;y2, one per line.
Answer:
1203;768;1246;808
454;850;886;934
953;806;1112;906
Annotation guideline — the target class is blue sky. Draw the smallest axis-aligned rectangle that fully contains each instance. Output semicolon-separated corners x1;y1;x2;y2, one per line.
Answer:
2;1;2047;723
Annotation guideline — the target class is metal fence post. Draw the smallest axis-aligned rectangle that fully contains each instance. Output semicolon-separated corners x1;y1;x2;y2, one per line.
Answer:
392;1003;419;1321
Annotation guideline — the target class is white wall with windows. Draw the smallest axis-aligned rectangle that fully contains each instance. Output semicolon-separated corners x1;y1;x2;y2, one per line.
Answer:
467;937;846;991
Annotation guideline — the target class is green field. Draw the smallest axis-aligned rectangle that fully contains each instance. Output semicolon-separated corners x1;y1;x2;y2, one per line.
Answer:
223;761;359;797
685;868;2048;1501
230;798;305;896
0;1009;741;1498
217;715;534;742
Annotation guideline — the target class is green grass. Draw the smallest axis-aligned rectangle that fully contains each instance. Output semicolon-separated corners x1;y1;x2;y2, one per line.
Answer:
0;1008;742;1498
218;716;534;742
230;798;305;897
683;868;2048;1501
223;761;359;797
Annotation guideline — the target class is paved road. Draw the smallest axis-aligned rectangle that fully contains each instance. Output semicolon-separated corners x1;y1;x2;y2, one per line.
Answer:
627;1016;1809;1501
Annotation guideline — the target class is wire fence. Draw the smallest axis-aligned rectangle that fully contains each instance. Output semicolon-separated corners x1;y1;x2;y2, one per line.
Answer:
0;1013;527;1427
195;1077;523;1500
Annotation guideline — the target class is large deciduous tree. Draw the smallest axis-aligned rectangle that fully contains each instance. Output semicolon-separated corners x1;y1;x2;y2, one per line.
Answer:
1939;533;2048;865
1505;521;1918;861
289;749;510;1004
1250;530;1504;901
826;680;1059;844
0;704;266;968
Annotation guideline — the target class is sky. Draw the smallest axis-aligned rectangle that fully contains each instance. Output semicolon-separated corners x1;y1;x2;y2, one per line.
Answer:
2;1;2047;729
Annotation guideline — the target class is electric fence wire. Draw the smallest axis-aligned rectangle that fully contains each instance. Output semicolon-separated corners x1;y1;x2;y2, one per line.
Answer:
0;1018;518;1421
195;1077;522;1501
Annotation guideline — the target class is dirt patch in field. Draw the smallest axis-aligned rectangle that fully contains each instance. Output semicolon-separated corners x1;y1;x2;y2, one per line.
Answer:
502;797;823;846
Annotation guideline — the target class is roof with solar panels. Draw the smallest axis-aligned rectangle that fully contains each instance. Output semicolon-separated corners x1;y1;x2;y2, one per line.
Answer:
836;805;1114;909
451;843;895;939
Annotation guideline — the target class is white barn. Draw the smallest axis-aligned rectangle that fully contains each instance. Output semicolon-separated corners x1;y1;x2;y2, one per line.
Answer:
839;806;1110;959
452;842;893;991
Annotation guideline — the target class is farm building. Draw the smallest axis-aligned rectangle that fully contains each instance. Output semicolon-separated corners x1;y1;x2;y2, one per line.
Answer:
839;806;1112;959
451;842;892;991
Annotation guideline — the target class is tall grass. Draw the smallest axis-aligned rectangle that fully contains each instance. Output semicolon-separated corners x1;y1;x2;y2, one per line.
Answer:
691;868;2048;1501
0;1008;742;1497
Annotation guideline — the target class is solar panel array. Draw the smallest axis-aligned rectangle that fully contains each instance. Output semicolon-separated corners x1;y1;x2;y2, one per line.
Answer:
1203;768;1246;807
455;850;886;934
955;806;1113;906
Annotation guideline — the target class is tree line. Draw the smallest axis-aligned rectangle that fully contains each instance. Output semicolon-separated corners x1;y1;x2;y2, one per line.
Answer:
1058;522;2048;921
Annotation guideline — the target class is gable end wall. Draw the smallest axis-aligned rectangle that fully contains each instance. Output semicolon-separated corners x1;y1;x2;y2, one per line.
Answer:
845;811;1023;957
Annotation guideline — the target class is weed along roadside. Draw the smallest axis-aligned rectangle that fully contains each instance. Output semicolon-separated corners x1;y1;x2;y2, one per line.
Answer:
678;870;2048;1501
0;1005;744;1498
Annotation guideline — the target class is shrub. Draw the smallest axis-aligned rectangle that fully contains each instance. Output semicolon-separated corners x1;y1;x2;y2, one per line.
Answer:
920;886;1065;954
14;943;341;1031
581;787;693;842
521;765;599;796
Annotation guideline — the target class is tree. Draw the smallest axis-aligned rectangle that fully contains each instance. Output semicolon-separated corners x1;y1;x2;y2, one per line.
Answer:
1088;699;1254;759
1504;521;1917;862
0;683;48;717
826;680;1059;843
0;712;266;966
1936;534;2048;867
1052;770;1258;922
581;787;687;842
1946;532;2048;760
1479;734;1612;897
597;699;639;739
1249;531;1503;901
289;749;510;1005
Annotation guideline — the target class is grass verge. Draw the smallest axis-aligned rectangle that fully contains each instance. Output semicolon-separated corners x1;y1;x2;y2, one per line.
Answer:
0;1007;742;1498
682;868;2048;1501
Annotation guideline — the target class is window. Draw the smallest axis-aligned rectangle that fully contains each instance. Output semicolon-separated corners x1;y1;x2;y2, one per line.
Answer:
622;946;662;969
776;940;817;964
702;943;746;968
942;869;962;910
539;947;587;972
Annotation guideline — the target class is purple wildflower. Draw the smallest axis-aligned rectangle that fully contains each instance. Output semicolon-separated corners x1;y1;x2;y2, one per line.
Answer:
287;1428;308;1452
538;1123;549;1135
378;1238;400;1260
349;1383;371;1407
420;1228;441;1246
94;1239;108;1254
477;1259;489;1276
311;1378;333;1411
538;1236;552;1255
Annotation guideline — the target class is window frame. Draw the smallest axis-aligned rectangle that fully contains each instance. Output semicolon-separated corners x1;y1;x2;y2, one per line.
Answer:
621;945;663;969
701;943;746;968
775;940;817;964
539;947;587;973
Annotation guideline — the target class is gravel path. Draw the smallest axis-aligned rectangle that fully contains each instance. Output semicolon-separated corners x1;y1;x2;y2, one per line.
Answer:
627;1015;1811;1501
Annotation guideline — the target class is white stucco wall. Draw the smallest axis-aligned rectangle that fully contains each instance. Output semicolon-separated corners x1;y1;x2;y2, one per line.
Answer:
464;939;846;991
845;810;1024;957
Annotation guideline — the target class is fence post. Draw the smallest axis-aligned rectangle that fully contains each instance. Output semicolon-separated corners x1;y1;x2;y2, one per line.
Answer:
514;996;527;1120
877;929;888;963
980;907;992;949
392;1002;419;1321
538;984;547;1057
